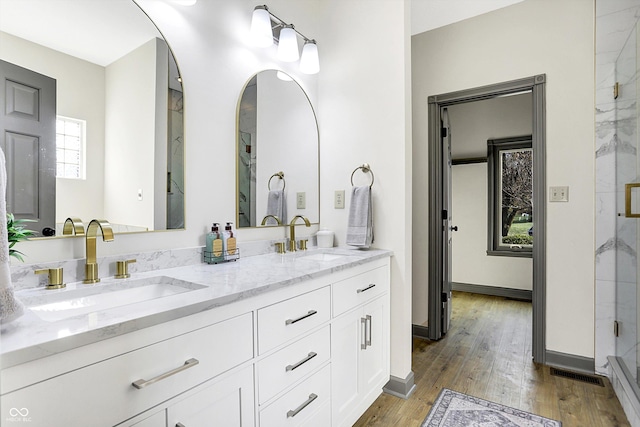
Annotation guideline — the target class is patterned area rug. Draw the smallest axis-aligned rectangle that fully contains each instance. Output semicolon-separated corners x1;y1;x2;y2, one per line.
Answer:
422;388;562;427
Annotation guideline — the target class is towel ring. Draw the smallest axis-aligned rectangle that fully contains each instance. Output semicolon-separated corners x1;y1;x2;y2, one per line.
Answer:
268;171;286;191
350;163;374;188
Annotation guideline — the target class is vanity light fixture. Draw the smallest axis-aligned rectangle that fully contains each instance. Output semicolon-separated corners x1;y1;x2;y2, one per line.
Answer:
250;5;273;47
299;40;319;74
249;4;320;74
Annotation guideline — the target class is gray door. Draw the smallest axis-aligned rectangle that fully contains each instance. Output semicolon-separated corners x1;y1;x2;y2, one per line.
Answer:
0;59;56;236
441;108;454;334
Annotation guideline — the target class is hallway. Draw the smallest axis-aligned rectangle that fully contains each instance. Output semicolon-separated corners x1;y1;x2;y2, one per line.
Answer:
354;291;629;427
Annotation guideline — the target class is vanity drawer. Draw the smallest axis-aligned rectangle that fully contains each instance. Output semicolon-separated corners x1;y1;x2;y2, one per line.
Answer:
258;286;330;354
333;266;389;317
259;363;331;427
0;312;253;427
257;325;330;404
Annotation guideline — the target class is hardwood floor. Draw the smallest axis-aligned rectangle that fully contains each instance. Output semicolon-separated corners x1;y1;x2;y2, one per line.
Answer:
354;291;630;427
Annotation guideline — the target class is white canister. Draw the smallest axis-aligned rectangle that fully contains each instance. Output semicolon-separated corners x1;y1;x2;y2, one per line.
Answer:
316;228;334;248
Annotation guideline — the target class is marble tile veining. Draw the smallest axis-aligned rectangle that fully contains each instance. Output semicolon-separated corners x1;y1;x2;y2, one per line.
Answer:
0;246;391;369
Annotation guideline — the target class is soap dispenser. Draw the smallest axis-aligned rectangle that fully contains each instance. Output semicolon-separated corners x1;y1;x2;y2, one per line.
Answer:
223;222;238;261
206;223;224;263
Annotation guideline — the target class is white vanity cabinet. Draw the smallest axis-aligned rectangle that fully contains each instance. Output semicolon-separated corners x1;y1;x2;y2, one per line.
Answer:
331;266;390;427
1;312;254;427
1;253;391;427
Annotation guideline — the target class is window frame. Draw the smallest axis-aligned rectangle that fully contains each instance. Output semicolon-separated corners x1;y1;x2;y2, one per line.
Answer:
487;135;533;257
55;115;86;180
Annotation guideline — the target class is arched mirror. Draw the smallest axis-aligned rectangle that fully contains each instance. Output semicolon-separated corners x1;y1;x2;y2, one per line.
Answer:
0;0;184;237
237;70;319;228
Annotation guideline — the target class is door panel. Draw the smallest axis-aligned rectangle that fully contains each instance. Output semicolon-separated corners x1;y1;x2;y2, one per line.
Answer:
0;59;56;235
441;107;452;335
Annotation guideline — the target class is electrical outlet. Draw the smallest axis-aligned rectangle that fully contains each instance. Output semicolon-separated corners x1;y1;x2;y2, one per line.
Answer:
335;190;345;209
549;186;569;202
296;192;306;209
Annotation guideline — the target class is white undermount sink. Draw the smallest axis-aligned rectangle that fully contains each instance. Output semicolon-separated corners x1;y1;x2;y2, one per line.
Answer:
21;276;206;322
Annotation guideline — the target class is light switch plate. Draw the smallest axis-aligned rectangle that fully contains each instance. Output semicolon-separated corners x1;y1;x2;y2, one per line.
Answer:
335;190;345;209
296;192;306;209
549;186;569;202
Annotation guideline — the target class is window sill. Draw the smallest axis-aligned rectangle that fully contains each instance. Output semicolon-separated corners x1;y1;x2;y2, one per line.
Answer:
486;250;532;258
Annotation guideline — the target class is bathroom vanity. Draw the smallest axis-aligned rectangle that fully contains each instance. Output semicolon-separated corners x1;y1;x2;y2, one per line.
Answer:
0;248;391;427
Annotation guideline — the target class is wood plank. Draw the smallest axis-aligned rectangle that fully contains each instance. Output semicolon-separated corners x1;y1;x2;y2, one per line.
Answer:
353;291;630;427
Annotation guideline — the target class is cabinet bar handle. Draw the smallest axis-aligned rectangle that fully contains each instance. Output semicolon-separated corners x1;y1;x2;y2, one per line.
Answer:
132;358;199;389
286;352;318;372
361;317;367;349
286;393;318;418
365;314;372;347
285;310;318;325
357;283;376;293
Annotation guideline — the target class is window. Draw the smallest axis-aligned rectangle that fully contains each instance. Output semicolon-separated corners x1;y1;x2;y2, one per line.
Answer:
56;116;85;179
487;135;533;257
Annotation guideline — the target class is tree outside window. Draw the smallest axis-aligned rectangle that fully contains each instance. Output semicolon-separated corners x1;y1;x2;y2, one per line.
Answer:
487;136;533;257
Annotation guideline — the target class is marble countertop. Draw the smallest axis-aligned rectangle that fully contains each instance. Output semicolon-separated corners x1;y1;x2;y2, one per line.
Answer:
0;247;391;369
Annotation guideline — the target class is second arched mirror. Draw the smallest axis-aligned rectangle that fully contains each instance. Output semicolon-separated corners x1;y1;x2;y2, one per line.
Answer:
236;70;319;228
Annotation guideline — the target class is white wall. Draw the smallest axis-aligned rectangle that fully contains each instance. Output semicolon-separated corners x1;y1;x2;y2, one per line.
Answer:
104;38;159;230
453;164;533;289
412;0;595;358
316;0;413;382
448;94;533;290
0;32;106;224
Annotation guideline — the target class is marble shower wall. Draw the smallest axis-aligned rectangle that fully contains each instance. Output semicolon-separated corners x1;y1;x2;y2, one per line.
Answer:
595;0;640;376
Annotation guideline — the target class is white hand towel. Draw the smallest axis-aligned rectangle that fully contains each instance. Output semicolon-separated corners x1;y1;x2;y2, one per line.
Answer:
265;190;286;225
346;186;373;248
0;147;24;323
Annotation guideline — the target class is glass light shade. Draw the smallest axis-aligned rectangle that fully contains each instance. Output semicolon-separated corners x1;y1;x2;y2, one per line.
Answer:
172;0;197;5
299;40;319;74
250;6;273;47
277;26;299;62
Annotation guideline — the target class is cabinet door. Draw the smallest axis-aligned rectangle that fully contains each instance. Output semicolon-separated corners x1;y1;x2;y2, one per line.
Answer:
129;410;166;427
167;365;254;427
331;308;362;426
360;296;388;394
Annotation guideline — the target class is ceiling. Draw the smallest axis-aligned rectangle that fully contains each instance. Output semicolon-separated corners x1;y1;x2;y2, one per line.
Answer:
0;0;525;66
411;0;525;35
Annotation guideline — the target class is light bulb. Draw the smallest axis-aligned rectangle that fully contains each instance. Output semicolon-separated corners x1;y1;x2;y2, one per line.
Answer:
277;25;299;62
250;5;273;47
300;40;319;74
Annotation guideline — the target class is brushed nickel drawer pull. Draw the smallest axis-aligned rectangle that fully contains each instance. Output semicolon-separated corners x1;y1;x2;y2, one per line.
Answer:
285;310;318;325
132;358;199;389
176;423;186;427
361;317;367;349
286;352;318;372
287;393;318;418
357;283;376;293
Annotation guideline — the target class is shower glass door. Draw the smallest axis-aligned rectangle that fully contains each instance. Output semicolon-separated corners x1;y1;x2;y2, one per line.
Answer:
615;21;640;385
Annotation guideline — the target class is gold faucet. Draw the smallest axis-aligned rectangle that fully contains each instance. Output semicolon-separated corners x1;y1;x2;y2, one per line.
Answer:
261;215;282;226
288;215;310;252
62;217;85;235
84;219;115;284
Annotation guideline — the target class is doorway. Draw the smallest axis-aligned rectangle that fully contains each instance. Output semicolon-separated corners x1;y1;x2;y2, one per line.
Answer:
417;75;546;364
